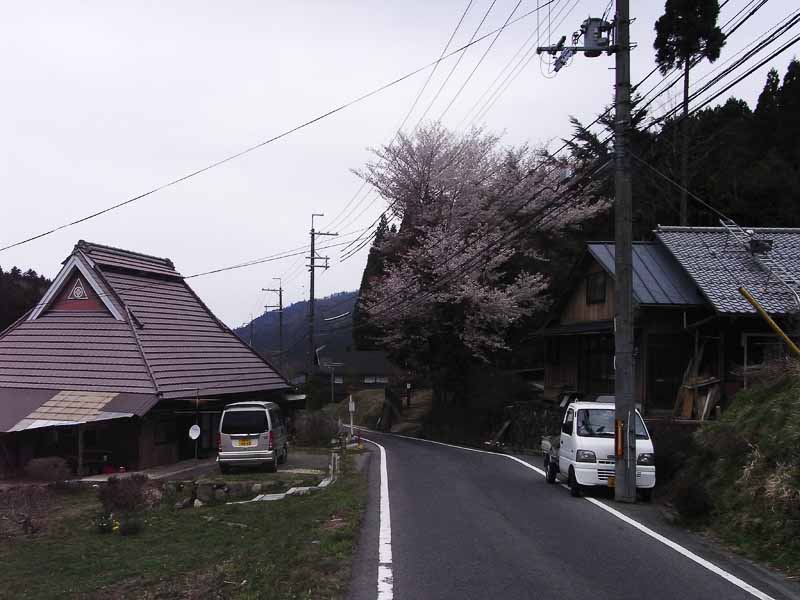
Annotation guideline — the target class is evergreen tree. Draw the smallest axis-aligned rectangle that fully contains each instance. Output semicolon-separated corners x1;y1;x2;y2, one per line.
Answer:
654;0;725;224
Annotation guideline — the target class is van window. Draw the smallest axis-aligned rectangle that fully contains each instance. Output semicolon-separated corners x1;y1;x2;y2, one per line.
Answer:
268;409;283;428
576;409;649;439
562;409;574;434
221;410;268;434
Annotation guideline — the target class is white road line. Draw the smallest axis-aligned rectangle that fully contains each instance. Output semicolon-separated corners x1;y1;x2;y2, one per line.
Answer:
362;437;394;600
359;429;777;600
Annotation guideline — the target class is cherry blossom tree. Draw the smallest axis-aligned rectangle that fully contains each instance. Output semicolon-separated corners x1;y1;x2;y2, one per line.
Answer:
357;124;606;399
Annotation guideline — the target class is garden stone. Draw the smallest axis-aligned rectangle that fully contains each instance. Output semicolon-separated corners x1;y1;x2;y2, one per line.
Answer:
214;489;227;502
193;498;204;508
196;482;214;503
251;483;262;494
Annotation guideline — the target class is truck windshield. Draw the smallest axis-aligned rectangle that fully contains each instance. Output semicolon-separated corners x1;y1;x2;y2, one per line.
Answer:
221;410;268;435
576;409;649;439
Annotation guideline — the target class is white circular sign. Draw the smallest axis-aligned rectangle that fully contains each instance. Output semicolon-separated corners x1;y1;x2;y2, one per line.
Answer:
189;424;201;440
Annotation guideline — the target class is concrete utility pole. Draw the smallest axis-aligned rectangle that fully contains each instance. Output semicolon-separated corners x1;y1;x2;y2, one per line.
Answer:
307;214;338;378
537;1;637;502
612;0;637;504
263;278;284;373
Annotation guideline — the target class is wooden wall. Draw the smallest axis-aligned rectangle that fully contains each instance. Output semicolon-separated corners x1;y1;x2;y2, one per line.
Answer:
561;262;614;324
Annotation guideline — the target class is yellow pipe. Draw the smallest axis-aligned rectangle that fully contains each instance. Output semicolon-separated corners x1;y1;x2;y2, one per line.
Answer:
738;286;800;358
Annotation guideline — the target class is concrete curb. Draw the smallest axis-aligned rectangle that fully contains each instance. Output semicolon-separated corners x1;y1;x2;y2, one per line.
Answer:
231;450;340;504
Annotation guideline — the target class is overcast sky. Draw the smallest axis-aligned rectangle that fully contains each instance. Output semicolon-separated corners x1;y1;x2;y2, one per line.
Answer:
2;1;795;327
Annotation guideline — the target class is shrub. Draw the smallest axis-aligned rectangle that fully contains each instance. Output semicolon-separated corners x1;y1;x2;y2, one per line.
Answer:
672;478;712;519
0;485;53;535
293;411;338;447
24;457;72;481
96;474;152;535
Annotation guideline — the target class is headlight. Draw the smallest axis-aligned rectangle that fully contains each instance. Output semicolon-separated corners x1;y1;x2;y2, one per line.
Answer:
637;453;655;466
576;449;596;463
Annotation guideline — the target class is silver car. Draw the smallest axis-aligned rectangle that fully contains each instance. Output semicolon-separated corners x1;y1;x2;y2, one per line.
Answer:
217;401;288;473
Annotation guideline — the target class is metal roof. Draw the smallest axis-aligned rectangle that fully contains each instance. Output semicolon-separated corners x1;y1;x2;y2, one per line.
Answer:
0;388;158;432
656;227;800;315
587;242;704;306
0;241;288;406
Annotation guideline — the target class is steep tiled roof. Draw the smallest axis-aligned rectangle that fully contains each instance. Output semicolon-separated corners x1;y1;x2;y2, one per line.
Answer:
0;241;288;402
103;269;287;399
656;227;800;315
588;242;704;306
77;240;179;278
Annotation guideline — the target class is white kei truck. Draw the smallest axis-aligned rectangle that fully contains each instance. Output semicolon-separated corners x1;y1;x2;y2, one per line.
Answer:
541;401;656;501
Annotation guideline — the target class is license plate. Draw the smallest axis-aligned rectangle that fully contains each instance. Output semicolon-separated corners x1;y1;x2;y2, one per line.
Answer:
607;476;615;488
237;438;252;447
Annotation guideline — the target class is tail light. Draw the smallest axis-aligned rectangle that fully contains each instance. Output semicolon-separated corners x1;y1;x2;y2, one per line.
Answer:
268;430;275;451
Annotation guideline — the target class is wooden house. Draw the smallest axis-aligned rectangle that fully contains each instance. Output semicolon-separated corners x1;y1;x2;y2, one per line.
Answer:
0;241;288;475
539;227;800;416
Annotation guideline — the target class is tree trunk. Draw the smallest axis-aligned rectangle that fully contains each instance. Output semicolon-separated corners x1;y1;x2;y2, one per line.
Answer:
681;60;690;226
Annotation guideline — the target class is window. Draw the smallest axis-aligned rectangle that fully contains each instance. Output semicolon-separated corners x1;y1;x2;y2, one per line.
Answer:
576;409;649;439
221;410;268;434
268;409;283;429
586;271;606;304
562;409;574;435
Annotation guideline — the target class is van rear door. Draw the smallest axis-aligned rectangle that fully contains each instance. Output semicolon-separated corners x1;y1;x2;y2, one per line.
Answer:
220;409;268;450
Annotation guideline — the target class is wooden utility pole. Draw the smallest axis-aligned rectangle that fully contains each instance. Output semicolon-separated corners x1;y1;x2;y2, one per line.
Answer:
535;0;637;504
307;214;337;377
263;278;284;372
613;0;637;504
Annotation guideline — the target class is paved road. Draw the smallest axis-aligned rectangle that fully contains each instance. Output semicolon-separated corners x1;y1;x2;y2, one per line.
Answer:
349;431;800;600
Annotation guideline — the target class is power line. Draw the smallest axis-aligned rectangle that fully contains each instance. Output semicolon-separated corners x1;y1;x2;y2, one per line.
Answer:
436;0;523;122
0;0;559;255
325;0;476;233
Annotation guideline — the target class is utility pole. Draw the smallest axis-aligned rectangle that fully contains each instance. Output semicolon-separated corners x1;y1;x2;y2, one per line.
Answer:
538;1;637;503
611;0;637;504
307;213;338;379
263;278;284;373
248;314;254;348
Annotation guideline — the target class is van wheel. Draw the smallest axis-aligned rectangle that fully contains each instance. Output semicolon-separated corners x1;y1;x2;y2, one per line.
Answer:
568;468;581;497
637;488;653;502
265;459;277;473
219;464;231;475
545;457;557;484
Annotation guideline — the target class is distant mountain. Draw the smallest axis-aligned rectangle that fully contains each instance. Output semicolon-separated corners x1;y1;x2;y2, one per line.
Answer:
234;290;358;376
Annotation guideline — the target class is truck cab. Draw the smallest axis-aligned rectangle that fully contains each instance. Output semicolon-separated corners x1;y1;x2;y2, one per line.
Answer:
544;401;656;500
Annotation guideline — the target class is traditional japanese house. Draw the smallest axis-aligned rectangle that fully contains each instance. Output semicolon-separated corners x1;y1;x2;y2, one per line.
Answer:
539;226;800;416
0;241;288;475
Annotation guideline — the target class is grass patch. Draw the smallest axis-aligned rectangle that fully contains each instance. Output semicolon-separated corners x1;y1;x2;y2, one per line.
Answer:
673;368;800;576
0;455;367;599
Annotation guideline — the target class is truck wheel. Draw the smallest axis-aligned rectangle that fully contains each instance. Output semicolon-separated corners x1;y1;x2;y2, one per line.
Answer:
545;457;557;484
568;468;581;497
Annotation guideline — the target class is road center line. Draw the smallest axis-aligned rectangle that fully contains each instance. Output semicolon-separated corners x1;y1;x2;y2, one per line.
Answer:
362;437;394;600
360;429;776;600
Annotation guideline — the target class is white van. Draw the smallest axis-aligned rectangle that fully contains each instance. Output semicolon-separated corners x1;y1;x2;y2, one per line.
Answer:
217;401;288;473
543;402;656;500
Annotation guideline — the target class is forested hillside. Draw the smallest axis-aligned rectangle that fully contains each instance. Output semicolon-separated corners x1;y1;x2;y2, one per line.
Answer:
235;291;358;375
0;267;51;332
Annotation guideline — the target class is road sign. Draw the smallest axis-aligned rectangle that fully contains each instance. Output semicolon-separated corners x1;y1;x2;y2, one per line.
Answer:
189;424;201;440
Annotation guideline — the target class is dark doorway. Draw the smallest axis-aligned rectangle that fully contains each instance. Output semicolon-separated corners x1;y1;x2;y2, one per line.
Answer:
647;334;688;411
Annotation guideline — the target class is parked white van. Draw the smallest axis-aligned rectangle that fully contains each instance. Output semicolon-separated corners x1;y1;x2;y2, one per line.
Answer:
542;401;656;500
217;401;288;473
